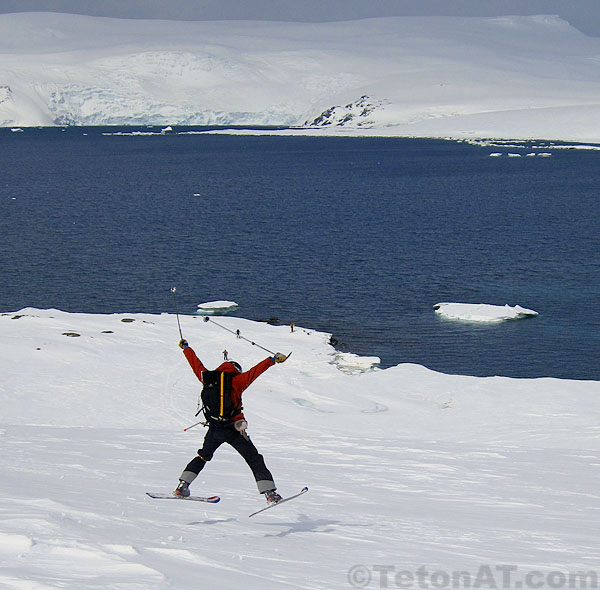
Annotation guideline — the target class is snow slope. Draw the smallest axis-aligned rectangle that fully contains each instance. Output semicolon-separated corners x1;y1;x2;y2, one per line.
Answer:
2;12;600;141
1;308;599;589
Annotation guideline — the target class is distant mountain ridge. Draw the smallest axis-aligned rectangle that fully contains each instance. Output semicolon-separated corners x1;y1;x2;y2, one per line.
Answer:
1;12;600;140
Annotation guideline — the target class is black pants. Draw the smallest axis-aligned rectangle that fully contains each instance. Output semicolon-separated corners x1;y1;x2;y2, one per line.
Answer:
182;424;276;493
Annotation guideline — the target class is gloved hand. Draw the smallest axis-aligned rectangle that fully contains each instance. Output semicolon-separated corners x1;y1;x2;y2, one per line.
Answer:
234;419;249;440
179;339;189;349
272;352;287;363
234;419;248;433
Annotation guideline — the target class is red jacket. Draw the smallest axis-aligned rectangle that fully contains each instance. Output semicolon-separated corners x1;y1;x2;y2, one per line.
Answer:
183;347;274;422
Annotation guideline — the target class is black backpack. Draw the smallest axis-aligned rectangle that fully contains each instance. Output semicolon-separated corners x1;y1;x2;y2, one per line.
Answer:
199;370;240;423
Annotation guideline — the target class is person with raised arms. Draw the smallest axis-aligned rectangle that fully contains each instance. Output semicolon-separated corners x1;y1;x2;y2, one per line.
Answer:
175;338;288;504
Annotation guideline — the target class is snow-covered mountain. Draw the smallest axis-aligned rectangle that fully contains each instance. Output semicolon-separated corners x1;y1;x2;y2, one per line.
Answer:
1;308;599;588
2;12;600;140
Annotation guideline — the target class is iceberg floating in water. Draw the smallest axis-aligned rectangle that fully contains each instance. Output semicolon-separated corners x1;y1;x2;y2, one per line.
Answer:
196;300;239;315
433;302;539;323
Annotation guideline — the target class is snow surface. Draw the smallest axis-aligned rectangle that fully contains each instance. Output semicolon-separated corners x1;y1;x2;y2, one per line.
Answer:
434;302;539;323
1;308;599;589
2;13;600;142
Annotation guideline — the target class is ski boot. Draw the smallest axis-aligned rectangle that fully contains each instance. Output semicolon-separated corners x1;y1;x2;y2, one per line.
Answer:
264;489;283;504
174;480;190;497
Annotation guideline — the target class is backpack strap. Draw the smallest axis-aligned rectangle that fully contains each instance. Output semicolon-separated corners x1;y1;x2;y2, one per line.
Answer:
217;371;226;418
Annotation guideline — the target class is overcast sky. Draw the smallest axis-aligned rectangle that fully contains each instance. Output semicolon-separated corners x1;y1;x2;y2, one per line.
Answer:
1;0;599;37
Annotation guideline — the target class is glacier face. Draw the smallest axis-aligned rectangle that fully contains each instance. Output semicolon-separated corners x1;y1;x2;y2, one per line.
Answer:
2;12;600;140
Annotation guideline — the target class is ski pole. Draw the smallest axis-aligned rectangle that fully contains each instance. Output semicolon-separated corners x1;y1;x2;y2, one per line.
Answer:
170;287;184;340
202;316;276;355
183;419;205;432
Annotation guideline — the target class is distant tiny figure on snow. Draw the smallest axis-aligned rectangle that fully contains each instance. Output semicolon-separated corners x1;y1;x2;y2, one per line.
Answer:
223;349;229;360
174;339;288;505
290;323;295;333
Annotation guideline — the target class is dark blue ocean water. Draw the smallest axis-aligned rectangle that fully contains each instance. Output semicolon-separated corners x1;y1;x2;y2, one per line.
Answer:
1;127;598;379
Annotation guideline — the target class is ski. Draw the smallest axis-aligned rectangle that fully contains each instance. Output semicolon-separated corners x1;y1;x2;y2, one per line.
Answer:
249;487;308;517
146;492;220;503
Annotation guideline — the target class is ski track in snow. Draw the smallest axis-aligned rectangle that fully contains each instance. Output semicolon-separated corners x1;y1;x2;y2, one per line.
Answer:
1;309;599;588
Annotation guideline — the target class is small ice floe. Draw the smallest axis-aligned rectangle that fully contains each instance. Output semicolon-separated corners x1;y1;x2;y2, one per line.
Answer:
193;193;201;197
161;126;173;133
103;130;161;136
489;152;503;157
332;352;380;374
507;153;522;157
433;302;538;323
10;128;23;133
196;300;239;315
537;152;552;157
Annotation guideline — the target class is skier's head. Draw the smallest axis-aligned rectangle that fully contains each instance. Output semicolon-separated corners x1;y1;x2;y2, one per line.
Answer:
215;360;243;374
228;361;242;373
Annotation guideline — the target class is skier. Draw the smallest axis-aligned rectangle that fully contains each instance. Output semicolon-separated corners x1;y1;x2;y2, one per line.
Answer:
174;339;288;504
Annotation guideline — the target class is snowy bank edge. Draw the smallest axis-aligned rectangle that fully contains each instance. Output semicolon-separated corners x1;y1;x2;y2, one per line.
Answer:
4;306;584;382
8;125;600;149
176;127;600;147
2;307;380;373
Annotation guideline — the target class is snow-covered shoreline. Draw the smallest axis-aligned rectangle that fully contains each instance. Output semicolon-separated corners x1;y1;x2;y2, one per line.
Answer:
2;307;597;433
7;125;600;155
2;12;600;142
